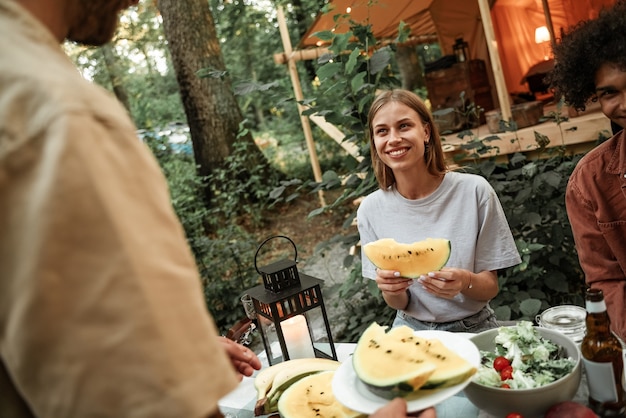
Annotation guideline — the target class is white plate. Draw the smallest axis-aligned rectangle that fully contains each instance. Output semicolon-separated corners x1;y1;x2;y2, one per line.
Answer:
331;330;480;414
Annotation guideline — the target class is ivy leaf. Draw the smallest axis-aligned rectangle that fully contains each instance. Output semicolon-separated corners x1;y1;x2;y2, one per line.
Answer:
331;32;352;54
312;30;335;41
369;46;391;75
519;298;542;316
509;152;527;165
345;47;361;74
196;68;228;79
396;21;411;44
534;130;551;150
308;206;326;218
351;72;366;93
233;80;278;96
494;305;512;321
541;171;562;188
317;62;342;81
523;211;542;227
545;273;570;292
269;185;285;199
522;162;537;177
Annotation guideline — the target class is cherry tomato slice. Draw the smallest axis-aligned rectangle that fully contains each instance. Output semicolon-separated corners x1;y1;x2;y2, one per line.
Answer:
505;413;523;418
500;365;514;380
493;356;511;372
501;383;511;389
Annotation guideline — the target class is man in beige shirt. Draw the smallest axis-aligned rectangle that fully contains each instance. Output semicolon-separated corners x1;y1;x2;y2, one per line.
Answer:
0;0;434;417
0;0;260;416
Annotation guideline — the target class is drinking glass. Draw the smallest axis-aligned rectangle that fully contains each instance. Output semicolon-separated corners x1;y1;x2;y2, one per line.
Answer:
240;294;256;320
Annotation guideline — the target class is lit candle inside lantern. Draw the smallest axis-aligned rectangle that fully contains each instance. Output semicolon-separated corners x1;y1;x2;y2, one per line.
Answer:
280;314;315;359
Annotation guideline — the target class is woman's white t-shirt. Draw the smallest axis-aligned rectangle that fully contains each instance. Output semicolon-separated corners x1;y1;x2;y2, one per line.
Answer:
357;170;521;322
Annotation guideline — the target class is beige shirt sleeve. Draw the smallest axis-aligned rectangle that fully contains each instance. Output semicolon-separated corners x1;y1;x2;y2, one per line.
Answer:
0;104;240;417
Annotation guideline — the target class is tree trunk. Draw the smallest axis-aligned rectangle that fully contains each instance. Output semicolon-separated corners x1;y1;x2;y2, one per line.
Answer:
158;0;271;202
395;45;425;91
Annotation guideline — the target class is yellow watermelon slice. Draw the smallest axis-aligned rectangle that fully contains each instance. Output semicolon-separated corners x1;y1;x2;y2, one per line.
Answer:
352;322;476;399
277;371;364;418
363;237;451;278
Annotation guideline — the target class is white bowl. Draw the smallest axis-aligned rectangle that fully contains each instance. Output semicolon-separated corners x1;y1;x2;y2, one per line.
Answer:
463;326;582;418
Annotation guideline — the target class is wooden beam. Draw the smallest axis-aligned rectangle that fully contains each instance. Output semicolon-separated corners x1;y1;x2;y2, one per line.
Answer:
477;0;512;121
273;47;331;65
541;0;557;50
442;110;611;166
276;5;326;206
308;114;364;162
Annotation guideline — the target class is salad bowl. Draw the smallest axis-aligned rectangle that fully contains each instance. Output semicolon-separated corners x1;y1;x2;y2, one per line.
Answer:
464;325;582;418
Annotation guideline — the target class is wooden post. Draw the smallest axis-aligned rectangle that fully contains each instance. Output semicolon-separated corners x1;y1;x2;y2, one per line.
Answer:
541;0;557;50
276;5;325;206
477;0;512;121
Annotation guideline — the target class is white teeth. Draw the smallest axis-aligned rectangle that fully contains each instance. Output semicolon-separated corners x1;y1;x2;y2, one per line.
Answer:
389;149;408;156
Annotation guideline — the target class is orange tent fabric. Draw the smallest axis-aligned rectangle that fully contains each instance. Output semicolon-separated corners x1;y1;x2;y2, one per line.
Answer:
299;0;489;68
299;0;617;96
492;0;616;94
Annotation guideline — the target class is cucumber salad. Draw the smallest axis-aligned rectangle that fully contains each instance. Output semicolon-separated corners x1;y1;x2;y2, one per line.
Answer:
473;321;576;389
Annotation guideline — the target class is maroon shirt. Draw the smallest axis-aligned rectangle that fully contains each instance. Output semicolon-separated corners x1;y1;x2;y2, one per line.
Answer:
566;130;626;342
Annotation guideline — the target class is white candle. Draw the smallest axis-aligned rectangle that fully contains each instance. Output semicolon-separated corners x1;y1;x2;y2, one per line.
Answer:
280;314;315;359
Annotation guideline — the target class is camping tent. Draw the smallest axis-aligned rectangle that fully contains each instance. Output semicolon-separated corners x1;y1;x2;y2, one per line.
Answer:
298;0;616;106
273;0;615;200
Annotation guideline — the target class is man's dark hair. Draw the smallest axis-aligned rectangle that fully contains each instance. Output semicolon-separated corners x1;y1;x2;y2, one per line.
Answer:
550;0;626;111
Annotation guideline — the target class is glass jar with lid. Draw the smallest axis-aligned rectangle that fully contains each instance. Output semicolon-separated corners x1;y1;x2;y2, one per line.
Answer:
536;305;586;344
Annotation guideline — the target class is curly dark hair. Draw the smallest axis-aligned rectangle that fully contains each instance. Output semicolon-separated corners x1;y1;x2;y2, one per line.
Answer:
549;0;626;111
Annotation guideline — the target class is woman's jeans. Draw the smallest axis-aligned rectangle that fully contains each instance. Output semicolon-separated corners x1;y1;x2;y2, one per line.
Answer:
392;305;499;333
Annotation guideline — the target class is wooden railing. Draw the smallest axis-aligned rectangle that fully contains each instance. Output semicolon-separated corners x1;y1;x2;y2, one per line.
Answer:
441;105;611;167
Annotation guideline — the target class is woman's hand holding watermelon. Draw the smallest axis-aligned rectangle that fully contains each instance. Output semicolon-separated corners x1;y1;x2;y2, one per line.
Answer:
417;268;498;301
375;268;413;310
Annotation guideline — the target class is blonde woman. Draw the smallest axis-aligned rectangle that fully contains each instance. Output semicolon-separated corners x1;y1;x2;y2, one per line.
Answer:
357;89;521;332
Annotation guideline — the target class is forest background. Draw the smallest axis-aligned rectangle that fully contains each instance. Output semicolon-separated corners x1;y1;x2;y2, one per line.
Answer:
66;0;608;343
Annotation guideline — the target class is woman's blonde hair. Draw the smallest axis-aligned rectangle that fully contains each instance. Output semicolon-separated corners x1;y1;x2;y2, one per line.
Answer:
367;89;447;189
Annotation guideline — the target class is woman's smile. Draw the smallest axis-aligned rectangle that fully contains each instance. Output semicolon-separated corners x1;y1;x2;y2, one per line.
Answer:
387;147;410;157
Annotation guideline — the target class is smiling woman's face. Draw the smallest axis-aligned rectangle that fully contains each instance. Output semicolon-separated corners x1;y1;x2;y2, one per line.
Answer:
66;0;138;46
371;101;431;175
594;62;626;129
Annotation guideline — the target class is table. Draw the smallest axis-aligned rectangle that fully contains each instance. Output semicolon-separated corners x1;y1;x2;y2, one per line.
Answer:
218;342;590;418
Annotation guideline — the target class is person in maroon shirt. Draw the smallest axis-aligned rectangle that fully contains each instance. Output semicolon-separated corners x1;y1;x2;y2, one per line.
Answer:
550;0;626;343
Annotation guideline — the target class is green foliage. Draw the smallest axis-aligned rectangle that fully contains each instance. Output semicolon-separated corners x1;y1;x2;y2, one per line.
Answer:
143;132;261;334
461;152;586;321
66;1;186;129
206;139;285;228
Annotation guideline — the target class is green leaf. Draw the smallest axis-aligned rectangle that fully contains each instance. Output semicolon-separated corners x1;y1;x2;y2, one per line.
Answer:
396;21;411;44
522;162;538;177
351;72;366;93
312;30;335;41
542;171;562;188
545;274;569;292
523;212;542;227
345;47;361;74
519;298;542;316
369;47;391;75
317;62;342;81
308;207;326;218
332;32;352;54
494;305;512;321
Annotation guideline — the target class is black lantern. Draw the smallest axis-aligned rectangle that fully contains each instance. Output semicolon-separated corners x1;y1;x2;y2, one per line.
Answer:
453;37;469;63
244;235;337;366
